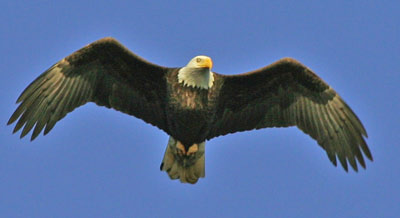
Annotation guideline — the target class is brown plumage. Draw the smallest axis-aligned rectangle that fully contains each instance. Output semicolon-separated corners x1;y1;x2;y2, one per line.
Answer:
8;37;372;184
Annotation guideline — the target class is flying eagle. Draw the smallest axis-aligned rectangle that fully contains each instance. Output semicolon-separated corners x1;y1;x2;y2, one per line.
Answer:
8;37;372;184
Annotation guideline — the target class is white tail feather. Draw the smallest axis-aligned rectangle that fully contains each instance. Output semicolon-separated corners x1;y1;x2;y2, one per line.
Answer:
160;137;205;184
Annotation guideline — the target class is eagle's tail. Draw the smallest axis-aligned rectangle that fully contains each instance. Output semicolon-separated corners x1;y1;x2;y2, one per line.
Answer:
160;137;205;184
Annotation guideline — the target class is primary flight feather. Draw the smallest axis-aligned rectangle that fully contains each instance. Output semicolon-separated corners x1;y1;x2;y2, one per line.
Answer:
8;37;372;184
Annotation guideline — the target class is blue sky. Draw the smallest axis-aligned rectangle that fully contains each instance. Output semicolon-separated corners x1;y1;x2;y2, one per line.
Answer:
1;1;399;217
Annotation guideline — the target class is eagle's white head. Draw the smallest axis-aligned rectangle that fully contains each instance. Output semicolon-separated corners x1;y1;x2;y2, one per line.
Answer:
178;55;214;89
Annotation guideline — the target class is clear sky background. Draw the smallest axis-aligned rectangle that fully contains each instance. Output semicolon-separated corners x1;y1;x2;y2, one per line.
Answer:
1;1;399;217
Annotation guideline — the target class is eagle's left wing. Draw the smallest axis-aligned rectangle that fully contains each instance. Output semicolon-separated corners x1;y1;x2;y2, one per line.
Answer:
208;58;372;171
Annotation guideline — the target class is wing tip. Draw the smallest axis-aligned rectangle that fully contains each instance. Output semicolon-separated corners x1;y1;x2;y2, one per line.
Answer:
7;117;14;126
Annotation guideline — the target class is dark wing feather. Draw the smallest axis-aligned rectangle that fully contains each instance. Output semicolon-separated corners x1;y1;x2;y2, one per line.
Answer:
208;57;372;171
8;37;171;140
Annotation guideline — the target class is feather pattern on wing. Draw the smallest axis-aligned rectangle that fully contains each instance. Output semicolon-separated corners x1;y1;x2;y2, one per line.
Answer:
8;37;172;140
208;58;371;171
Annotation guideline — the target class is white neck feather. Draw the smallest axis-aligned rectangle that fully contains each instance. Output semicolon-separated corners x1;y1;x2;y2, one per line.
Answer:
177;67;214;89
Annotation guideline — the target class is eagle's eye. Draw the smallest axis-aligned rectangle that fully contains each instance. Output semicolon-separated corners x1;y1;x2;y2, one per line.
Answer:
196;58;202;63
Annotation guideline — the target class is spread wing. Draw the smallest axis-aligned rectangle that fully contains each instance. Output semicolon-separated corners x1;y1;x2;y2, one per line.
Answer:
8;37;172;140
208;58;372;171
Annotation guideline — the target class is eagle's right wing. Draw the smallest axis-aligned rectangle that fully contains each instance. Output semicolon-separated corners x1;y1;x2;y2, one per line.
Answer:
8;37;173;140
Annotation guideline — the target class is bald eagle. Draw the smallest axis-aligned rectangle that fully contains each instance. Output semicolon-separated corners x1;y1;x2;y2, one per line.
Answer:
8;37;372;184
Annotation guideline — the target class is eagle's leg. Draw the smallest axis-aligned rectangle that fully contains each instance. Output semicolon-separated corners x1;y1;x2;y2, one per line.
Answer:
160;137;205;184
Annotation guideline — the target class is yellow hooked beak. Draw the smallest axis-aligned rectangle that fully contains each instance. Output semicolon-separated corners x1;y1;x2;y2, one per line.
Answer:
197;57;213;69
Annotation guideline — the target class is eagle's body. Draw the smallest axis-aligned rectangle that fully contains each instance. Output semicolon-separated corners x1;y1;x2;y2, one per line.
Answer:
163;61;219;182
8;37;372;184
166;68;216;145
